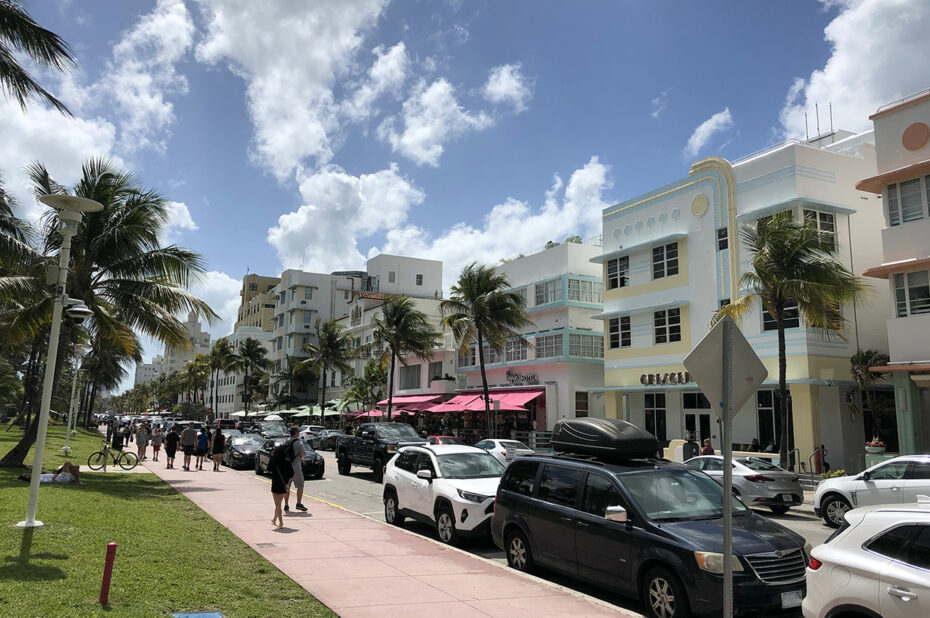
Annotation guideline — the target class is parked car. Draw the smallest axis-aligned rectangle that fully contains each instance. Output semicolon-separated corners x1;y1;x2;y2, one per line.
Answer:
492;418;809;618
215;419;237;430
813;455;930;527
336;422;426;483
383;444;505;544
474;438;534;466
298;424;325;441
426;435;463;445
685;455;803;514
223;434;264;469
254;437;325;479
309;429;347;450
803;497;930;618
253;420;289;438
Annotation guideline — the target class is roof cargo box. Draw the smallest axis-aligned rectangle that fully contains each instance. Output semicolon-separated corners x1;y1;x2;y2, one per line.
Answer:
551;418;659;459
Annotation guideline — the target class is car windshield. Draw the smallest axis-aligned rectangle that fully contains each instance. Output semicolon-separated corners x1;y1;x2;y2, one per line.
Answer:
737;457;783;471
374;424;420;439
500;440;530;450
231;435;263;446
259;422;288;435
437;453;505;479
622;468;748;521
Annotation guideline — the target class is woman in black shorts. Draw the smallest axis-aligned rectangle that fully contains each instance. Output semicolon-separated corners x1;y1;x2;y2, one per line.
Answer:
270;444;292;528
163;426;180;469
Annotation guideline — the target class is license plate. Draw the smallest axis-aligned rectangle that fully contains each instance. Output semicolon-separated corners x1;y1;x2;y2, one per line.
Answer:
781;590;802;609
781;494;793;502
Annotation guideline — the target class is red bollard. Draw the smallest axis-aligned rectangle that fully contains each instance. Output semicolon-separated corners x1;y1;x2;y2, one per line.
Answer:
99;542;117;604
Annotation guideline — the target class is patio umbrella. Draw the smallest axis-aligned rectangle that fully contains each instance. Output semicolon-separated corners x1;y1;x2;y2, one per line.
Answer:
292;410;314;418
263;414;284;421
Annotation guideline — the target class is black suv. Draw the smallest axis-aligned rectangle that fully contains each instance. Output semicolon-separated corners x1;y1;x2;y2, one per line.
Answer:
492;449;808;617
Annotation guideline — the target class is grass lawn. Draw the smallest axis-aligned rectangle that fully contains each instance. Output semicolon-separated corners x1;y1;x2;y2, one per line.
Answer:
0;423;108;471
0;427;335;617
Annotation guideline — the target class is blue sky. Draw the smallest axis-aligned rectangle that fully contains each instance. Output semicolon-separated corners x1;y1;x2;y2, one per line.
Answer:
4;0;930;383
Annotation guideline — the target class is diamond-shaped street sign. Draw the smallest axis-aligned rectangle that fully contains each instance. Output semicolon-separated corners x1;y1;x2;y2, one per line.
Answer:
683;316;768;418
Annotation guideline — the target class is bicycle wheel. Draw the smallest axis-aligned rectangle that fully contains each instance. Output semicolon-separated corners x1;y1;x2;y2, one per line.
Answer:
118;451;139;470
87;451;108;470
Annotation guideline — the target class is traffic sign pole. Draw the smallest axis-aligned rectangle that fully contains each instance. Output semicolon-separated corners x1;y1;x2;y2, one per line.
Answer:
721;319;733;618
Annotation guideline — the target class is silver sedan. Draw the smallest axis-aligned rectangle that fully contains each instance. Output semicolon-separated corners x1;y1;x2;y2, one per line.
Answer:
685;455;803;514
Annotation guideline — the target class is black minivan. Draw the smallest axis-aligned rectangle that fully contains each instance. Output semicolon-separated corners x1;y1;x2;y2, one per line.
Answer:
491;454;809;617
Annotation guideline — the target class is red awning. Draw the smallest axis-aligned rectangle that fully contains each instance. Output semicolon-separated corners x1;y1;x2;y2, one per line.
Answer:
377;394;442;406
424;394;479;413
496;390;544;407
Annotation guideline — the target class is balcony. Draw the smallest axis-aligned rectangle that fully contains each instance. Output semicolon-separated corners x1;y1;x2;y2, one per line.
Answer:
887;312;930;363
429;378;456;394
880;218;930;263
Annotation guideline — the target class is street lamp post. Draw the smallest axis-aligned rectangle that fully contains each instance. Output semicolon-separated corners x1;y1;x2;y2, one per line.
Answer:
62;342;86;455
18;195;102;529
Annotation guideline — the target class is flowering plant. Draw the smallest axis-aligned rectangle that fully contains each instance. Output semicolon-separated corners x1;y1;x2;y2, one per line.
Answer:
866;437;886;447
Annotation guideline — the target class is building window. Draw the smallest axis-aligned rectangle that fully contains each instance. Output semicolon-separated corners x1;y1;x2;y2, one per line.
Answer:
575;391;589;418
569;334;603;358
344;290;349;300
654;308;681;344
303;310;312;324
716;228;728;251
331;371;337;387
287;335;293;348
803;209;836;251
290;289;296;301
644;393;667;442
535;334;562;358
608;316;631;349
535;279;562;306
762;301;800;330
429;361;443;380
516;287;527;303
302;335;309;346
480;345;500;364
504;341;527;362
894;271;930;317
304;288;312;300
458;347;476;367
719;298;730;309
388;271;396;283
400;364;421;390
248;282;258;291
568;279;602;303
652;242;679;279
606;256;629;290
682;392;711;409
416;274;423;286
887;176;930;226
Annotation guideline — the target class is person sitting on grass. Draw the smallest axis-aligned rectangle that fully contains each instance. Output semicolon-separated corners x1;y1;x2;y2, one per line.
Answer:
19;462;82;484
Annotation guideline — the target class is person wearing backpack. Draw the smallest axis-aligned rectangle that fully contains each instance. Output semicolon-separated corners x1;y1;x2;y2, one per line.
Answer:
269;442;293;528
283;426;308;513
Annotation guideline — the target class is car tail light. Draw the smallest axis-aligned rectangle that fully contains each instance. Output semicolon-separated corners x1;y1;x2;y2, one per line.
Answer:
744;474;774;482
501;451;507;457
809;556;822;570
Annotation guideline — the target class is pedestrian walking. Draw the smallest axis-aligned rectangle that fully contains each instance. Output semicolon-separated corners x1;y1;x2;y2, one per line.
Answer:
210;427;225;471
269;442;293;528
151;427;163;461
136;423;149;461
195;426;210;470
164;425;180;469
111;425;125;452
283;426;308;513
180;422;198;471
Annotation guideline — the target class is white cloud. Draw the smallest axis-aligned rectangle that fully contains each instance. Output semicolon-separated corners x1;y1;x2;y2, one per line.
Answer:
266;163;424;272
99;0;194;153
341;42;409;122
780;0;930;138
378;78;493;166
482;63;532;112
372;157;612;290
194;0;387;180
159;200;198;244
651;90;669;118
684;108;734;157
190;270;242;340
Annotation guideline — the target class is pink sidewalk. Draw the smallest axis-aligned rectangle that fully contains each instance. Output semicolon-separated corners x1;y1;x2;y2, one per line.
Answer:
142;460;637;617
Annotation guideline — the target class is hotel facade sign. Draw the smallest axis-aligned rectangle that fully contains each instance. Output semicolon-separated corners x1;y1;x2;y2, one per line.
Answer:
640;371;692;386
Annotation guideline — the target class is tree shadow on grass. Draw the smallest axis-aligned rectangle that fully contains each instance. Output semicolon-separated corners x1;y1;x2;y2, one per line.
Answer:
0;528;66;582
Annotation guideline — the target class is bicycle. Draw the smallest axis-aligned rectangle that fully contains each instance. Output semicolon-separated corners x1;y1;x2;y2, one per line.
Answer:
87;441;139;471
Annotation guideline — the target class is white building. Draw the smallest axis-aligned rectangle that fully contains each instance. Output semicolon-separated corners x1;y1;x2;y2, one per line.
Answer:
365;254;443;300
858;89;930;455
596;131;889;473
160;312;212;377
214;326;274;417
133;355;163;387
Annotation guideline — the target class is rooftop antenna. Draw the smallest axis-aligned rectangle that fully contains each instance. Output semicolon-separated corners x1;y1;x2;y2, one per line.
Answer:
804;112;809;141
815;102;821;138
829;102;834;133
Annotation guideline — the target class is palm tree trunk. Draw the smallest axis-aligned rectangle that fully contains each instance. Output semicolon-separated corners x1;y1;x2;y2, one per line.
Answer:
776;308;790;470
243;366;250;414
88;380;99;421
476;328;492;439
320;363;328;421
386;354;396;422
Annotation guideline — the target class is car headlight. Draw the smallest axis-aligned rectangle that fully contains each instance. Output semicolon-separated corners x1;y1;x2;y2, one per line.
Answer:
457;489;489;503
694;551;744;574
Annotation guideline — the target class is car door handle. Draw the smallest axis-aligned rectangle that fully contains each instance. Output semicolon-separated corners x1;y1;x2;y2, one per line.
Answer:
559;516;573;523
888;586;918;601
575;521;589;528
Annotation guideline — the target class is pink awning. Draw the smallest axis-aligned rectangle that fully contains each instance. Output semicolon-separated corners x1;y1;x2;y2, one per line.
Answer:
424;394;480;413
377;394;442;406
497;389;544;407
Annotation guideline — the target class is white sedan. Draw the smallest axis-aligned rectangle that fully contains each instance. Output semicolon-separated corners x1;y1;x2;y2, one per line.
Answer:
803;496;930;618
812;455;930;527
473;439;534;466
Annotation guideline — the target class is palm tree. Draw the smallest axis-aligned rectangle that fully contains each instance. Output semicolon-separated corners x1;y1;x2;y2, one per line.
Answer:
208;338;235;415
440;263;531;437
227;337;271;416
297;320;355;416
345;359;388;413
847;349;891;440
0;1;75;114
372;296;442;422
715;211;864;467
273;355;312;408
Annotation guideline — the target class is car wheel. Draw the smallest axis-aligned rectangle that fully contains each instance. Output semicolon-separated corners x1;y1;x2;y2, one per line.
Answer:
822;494;851;528
505;529;534;573
254;458;263;476
769;505;790;515
337;455;351;475
372;458;384;483
384;489;405;527
642;566;691;618
435;504;458;545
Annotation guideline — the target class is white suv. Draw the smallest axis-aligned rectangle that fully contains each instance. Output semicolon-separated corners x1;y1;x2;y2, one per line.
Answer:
803;497;930;618
383;444;505;545
813;455;930;527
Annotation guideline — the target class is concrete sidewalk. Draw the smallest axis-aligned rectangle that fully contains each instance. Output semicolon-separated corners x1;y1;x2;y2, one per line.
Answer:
142;459;638;618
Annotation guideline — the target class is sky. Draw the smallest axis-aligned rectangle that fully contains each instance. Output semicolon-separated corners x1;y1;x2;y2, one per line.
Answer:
4;0;930;392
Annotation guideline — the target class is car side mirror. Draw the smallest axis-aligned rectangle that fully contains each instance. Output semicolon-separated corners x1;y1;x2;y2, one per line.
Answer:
605;505;627;522
860;471;870;481
416;469;432;481
361;431;371;439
